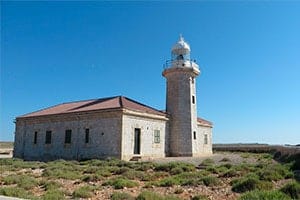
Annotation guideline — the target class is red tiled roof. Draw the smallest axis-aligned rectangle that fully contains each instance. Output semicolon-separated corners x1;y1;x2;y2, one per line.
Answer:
18;96;166;118
197;117;213;127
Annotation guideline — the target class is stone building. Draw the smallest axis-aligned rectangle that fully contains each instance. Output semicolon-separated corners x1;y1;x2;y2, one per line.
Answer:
13;36;213;161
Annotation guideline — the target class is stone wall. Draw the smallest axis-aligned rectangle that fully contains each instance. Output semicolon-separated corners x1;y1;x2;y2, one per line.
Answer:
193;124;213;155
14;110;123;161
121;110;168;161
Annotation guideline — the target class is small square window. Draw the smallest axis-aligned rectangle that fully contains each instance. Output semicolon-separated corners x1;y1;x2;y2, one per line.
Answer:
65;129;72;144
154;130;160;143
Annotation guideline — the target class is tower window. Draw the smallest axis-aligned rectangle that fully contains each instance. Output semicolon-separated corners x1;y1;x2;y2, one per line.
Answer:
154;130;160;143
45;131;52;144
33;131;37;144
85;129;89;144
192;96;195;104
65;130;72;144
193;131;196;140
204;134;208;144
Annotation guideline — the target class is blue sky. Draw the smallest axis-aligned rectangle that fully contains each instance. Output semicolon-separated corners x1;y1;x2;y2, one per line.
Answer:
1;1;299;144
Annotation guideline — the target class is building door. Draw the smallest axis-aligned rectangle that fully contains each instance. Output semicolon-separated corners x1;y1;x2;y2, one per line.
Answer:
134;128;141;154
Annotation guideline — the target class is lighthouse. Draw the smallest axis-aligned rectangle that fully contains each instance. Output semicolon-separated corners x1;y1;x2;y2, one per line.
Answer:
163;35;201;156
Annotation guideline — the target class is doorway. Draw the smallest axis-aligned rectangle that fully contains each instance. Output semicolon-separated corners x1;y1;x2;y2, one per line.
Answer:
133;128;141;154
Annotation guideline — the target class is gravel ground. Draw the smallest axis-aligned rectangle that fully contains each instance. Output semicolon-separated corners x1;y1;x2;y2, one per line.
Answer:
142;152;258;165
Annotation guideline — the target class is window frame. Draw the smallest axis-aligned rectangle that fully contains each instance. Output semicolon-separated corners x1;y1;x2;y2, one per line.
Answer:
85;128;89;144
33;131;38;144
45;131;52;144
154;130;160;144
204;134;208;144
64;129;72;144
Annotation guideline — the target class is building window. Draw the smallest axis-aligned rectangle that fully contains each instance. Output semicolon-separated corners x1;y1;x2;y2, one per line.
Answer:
193;131;196;140
204;134;208;144
85;129;89;143
65;129;72;144
45;131;52;144
154;130;160;143
33;131;38;144
192;95;195;104
191;77;194;84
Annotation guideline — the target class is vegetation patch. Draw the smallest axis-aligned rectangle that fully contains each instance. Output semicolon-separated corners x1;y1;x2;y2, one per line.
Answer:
280;181;300;199
111;192;135;200
232;177;273;193
238;190;291;200
43;189;65;200
136;191;180;200
103;178;139;189
0;186;34;199
3;174;38;189
72;185;95;198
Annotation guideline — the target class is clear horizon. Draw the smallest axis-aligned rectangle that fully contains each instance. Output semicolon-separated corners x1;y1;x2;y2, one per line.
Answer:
1;1;299;144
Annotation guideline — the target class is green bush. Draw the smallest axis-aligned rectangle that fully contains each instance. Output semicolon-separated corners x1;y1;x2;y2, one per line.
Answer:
41;180;62;191
122;169;146;180
42;189;65;200
280;181;300;199
81;174;102;182
103;178;139;189
154;162;195;173
2;174;38;189
258;164;292;181
157;176;181;187
111;192;134;200
200;158;214;166
72;185;95;198
232;177;273;193
239;190;291;200
136;191;180;200
221;169;238;178
0;186;34;199
200;176;219;186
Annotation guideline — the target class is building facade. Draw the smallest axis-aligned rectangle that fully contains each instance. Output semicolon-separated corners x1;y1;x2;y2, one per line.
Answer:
14;36;213;161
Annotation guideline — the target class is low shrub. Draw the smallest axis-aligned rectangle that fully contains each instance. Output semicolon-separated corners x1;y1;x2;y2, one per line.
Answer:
239;190;291;200
41;180;62;191
136;191;180;200
280;181;300;199
111;192;134;200
43;189;65;200
3;174;38;190
200;158;214;167
122;170;145;180
81;174;102;182
154;162;195;173
103;178;139;189
258;164;293;181
157;177;181;187
201;176;219;186
232;177;273;193
72;185;95;198
0;186;34;199
221;169;238;178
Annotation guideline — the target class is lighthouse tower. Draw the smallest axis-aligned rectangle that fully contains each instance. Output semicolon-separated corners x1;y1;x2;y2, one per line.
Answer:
163;35;200;156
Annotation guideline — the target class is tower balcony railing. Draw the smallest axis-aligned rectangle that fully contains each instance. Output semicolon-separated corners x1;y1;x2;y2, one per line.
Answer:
163;59;199;70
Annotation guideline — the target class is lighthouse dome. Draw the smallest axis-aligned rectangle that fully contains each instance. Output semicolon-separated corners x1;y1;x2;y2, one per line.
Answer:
171;35;191;56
